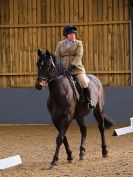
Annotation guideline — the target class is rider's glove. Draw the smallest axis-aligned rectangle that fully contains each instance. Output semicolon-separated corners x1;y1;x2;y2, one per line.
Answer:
67;64;76;72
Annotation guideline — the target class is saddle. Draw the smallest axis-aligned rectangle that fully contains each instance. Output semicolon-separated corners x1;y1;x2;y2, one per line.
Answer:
65;72;85;101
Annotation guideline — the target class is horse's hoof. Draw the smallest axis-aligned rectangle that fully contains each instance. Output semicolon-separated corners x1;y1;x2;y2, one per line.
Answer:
102;153;108;158
67;159;73;163
50;160;57;166
102;151;108;158
49;162;57;169
79;152;85;160
67;156;73;161
49;164;54;170
79;155;84;160
49;164;58;170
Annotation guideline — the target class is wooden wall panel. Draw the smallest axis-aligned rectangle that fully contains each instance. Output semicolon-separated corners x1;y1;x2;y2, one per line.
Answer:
0;0;130;87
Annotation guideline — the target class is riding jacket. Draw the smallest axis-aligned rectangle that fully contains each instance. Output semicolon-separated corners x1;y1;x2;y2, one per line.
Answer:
55;39;85;75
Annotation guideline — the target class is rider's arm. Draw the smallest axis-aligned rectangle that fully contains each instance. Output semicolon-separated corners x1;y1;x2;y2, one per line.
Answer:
71;41;83;67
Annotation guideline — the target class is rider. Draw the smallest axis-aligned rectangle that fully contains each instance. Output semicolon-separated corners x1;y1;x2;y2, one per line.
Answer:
55;24;95;109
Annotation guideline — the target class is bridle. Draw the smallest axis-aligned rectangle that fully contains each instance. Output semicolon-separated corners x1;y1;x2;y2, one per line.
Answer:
37;54;57;83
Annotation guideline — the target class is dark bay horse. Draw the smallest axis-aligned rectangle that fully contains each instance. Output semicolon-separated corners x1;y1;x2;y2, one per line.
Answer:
35;49;113;167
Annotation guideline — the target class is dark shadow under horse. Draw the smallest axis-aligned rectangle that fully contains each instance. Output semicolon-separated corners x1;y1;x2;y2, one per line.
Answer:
35;49;114;168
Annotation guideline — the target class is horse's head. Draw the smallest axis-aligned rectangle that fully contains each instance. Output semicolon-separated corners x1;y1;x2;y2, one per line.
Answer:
35;49;56;90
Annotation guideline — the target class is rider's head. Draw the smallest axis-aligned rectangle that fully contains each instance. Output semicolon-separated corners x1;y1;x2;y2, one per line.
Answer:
63;25;77;42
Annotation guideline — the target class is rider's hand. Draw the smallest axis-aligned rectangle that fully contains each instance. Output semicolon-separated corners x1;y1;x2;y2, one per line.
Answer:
67;64;76;72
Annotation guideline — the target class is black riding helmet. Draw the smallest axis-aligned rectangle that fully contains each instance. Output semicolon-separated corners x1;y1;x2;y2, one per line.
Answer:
63;25;77;36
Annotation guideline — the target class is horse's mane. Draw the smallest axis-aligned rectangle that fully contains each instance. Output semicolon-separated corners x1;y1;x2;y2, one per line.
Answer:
50;53;66;75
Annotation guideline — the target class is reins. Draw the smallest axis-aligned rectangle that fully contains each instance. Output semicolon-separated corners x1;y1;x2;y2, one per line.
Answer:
48;75;63;84
47;70;70;84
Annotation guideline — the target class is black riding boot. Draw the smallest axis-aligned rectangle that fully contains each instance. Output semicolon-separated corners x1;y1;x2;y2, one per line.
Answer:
83;87;95;109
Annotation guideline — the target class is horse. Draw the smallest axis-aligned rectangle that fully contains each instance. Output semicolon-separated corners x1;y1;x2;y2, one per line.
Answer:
35;49;114;167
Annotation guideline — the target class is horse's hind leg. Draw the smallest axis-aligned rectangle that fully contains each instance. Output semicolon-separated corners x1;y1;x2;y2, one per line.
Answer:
63;136;73;162
93;105;108;157
76;117;87;160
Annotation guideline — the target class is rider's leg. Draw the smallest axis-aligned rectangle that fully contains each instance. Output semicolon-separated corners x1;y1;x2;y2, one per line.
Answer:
75;74;95;109
82;87;95;109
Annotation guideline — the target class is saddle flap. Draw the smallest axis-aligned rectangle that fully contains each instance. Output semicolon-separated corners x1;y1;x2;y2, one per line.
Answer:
65;72;84;100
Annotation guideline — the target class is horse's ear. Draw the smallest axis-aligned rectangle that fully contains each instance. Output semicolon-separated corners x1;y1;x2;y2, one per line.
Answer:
46;50;50;57
38;49;41;56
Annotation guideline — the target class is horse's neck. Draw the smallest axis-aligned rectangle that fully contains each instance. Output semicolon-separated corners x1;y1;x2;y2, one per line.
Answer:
48;76;68;98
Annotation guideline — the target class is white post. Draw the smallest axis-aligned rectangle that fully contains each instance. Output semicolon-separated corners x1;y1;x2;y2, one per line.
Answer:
0;155;22;170
130;20;133;85
130;117;133;126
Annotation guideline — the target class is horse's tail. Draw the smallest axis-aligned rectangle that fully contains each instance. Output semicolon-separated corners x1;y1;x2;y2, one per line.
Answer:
94;111;114;129
104;114;114;129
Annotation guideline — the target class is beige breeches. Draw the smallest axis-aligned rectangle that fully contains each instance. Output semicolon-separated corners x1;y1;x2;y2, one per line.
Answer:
75;73;90;88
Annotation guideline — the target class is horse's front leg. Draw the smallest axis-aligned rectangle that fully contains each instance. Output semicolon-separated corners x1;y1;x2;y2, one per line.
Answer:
50;132;63;167
76;117;87;160
63;136;73;162
50;120;70;167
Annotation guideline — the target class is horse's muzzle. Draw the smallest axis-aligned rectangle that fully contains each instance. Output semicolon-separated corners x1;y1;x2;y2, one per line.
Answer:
35;80;44;90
